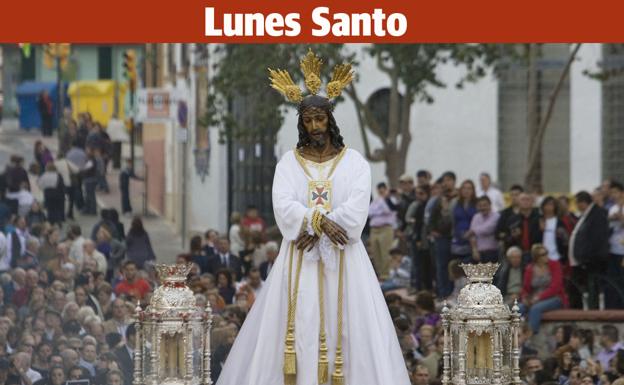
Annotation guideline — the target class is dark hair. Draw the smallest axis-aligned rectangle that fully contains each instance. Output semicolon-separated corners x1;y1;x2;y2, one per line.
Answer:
476;195;491;205
611;181;624;192
602;324;619;343
216;269;234;288
62;320;81;335
458;179;477;206
376;182;387;190
510;184;524;193
441;171;456;181
415;291;435;313
416;170;430;178
575;191;593;205
389;248;402;256
128;216;146;236
190;235;203;253
122;260;138;270
296;95;345;150
540;196;559;217
126;323;136;339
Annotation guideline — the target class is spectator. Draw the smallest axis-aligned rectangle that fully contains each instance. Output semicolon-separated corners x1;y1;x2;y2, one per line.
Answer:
477;172;505;212
114;261;150;302
81;147;98;216
496;246;526;305
606;181;624;308
119;158;142;216
381;248;412;292
37;91;53;137
228;212;245;257
203;229;219;257
428;172;456;298
520;244;568;334
83;240;107;275
33;365;65;385
67;225;86;270
539;196;568;263
240;205;266;235
558;195;579;235
595;325;622;371
416;170;432;188
451;180;477;262
25;202;46;228
105;369;124;385
6;183;34;218
38;227;60;268
208;238;242;281
216;270;236;305
467;195;500;263
411;364;431;385
397;174;416;233
405;185;432;291
78;342;97;377
125;217;155;270
569;191;610;309
258;241;278;280
189;235;209;275
113;325;135;385
33;142;54;175
368;182;397;280
497;184;524;250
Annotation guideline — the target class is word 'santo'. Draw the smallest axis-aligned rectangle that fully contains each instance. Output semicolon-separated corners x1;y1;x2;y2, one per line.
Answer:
205;7;408;37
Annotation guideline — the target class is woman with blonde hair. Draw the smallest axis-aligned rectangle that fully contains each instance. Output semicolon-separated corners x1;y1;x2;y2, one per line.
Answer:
520;244;568;334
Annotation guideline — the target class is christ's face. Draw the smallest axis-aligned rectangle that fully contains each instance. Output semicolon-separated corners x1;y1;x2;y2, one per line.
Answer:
302;107;329;147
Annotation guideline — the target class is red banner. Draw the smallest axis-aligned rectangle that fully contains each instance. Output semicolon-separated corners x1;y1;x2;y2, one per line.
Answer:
2;0;624;42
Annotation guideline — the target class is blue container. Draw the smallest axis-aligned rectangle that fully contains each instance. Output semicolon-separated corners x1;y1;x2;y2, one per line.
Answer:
15;81;68;130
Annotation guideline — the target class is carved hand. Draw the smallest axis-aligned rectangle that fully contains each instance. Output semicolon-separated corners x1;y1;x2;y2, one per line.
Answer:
295;230;319;251
320;216;348;246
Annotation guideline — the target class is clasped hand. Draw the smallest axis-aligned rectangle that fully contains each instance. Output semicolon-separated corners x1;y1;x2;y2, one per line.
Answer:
295;215;348;251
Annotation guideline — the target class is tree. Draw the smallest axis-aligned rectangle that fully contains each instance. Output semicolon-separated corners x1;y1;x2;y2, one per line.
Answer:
344;44;498;186
203;44;494;188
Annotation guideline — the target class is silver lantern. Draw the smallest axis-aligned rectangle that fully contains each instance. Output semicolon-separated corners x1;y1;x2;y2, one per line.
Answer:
133;263;213;385
441;263;521;385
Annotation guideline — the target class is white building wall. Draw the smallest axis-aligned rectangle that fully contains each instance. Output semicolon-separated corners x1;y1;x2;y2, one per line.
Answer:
570;43;603;192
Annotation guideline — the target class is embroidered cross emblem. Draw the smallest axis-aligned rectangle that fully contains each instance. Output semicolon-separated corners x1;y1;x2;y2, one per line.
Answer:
312;186;329;206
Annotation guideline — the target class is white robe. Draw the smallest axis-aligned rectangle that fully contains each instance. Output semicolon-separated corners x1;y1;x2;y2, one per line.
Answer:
216;148;411;385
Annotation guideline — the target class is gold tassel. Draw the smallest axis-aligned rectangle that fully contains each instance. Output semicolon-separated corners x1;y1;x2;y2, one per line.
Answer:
285;373;297;385
318;335;329;383
283;329;297;375
331;350;344;385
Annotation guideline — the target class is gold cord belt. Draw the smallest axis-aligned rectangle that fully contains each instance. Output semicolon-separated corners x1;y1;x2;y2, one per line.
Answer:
284;146;348;384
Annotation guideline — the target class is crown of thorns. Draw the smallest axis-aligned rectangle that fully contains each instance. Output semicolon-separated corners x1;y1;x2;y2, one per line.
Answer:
268;49;354;103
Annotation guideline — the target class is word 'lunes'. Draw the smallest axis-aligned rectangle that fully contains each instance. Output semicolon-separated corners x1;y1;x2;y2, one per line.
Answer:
204;7;408;37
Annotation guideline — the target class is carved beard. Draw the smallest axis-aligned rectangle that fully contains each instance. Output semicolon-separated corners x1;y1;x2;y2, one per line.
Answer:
310;134;326;148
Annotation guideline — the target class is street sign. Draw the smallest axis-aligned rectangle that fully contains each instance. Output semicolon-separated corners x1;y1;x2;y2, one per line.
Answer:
136;89;186;122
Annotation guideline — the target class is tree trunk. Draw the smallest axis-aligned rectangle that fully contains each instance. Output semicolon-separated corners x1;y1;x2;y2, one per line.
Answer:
385;145;404;188
524;44;542;193
524;43;581;193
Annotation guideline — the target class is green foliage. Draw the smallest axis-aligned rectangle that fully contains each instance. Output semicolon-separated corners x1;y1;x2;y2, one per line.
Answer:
200;44;350;140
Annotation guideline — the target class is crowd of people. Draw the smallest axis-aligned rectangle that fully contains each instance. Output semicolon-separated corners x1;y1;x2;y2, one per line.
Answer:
365;170;624;384
2;122;624;385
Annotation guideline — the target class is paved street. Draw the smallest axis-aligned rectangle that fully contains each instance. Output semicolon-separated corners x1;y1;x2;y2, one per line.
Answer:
0;119;181;264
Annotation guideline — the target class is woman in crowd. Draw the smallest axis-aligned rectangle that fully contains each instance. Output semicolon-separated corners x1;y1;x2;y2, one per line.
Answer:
26;201;47;227
125;216;156;269
216;269;236;305
37;163;66;225
38;226;60;267
451;179;477;261
34;140;54;174
520;244;568;334
189;235;209;274
228;211;245;257
96;226;126;281
539;196;568;263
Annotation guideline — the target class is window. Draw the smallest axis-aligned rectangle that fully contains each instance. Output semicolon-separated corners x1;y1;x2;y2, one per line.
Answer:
98;46;113;79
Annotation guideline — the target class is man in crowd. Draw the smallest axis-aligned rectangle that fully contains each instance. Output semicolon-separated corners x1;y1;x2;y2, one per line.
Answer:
416;170;432;188
428;171;456;298
477;172;505;212
508;193;541;260
259;241;278;280
569;191;609;309
114;261;151;301
496;184;524;250
368;182;397;280
607;181;624;308
208;237;242;280
411;364;431;385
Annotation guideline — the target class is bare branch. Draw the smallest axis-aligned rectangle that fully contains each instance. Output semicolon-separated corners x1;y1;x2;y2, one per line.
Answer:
376;53;393;75
344;84;387;145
